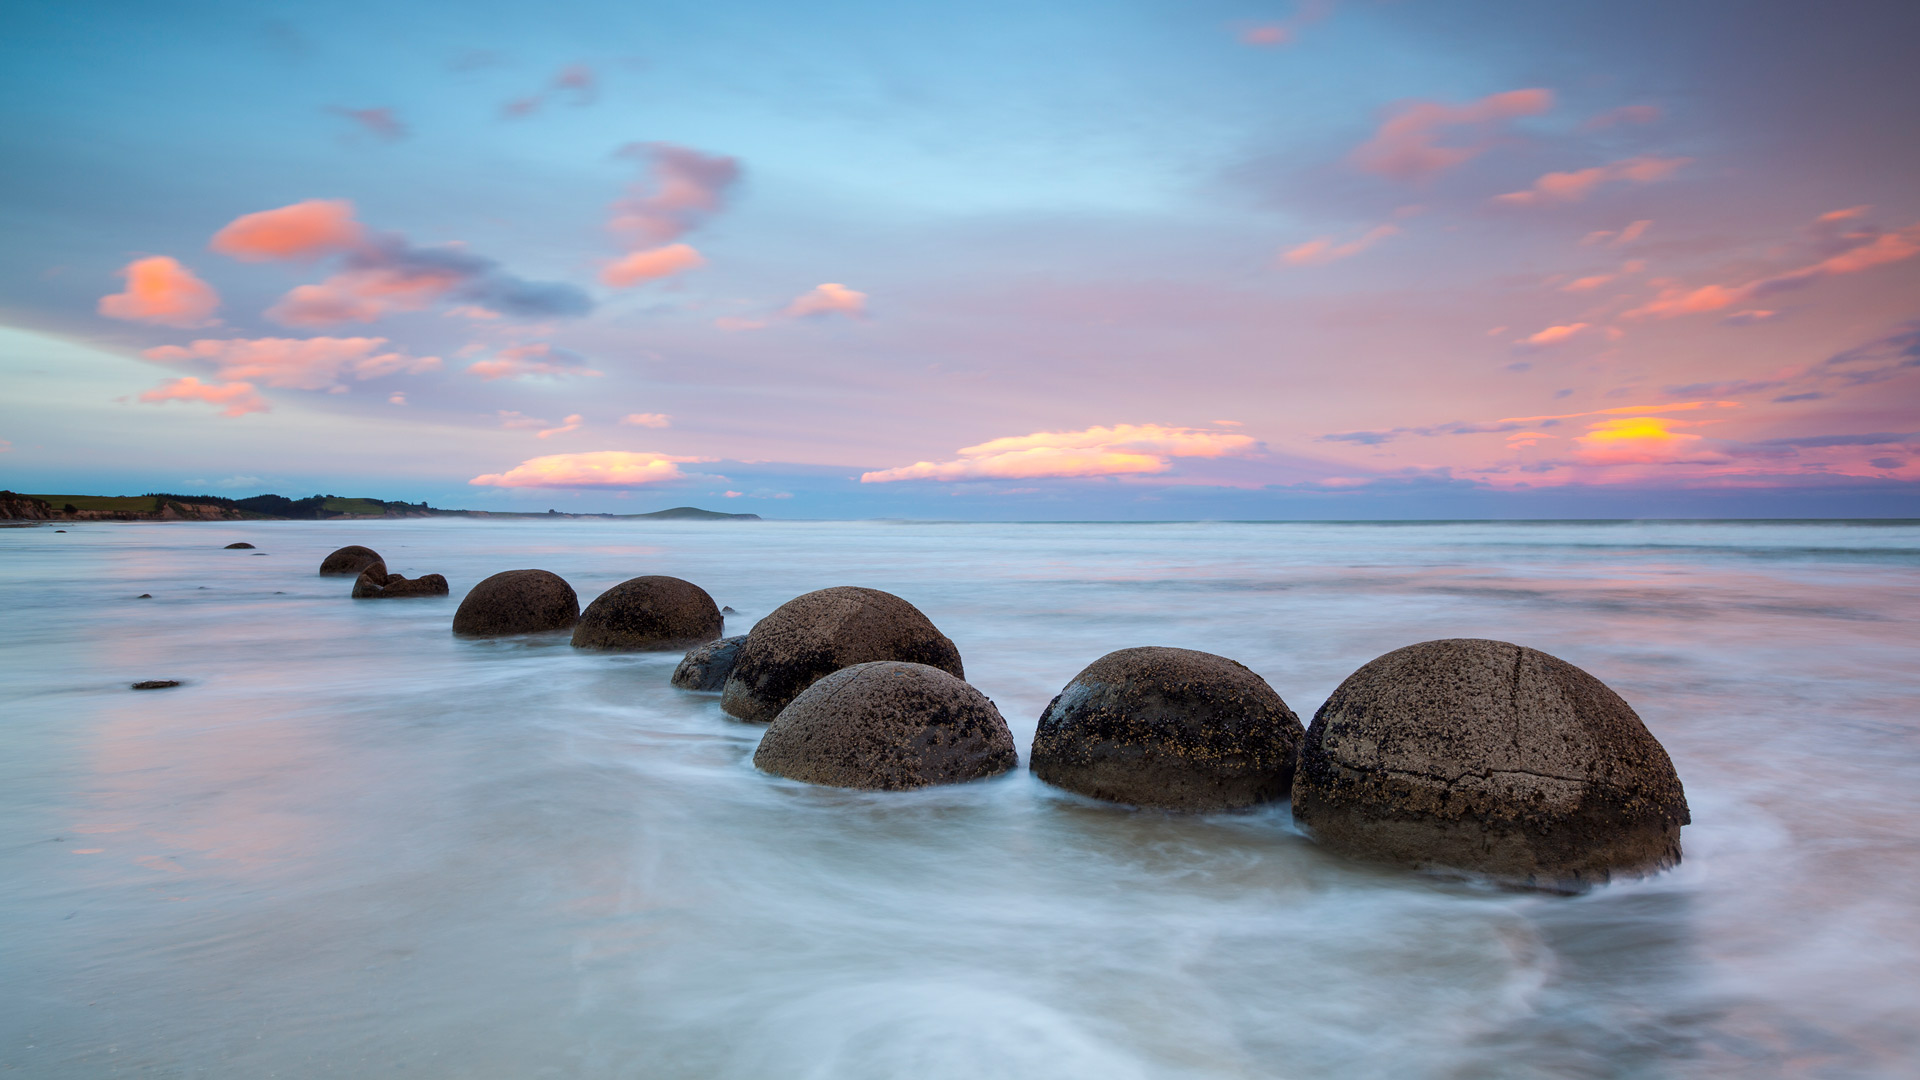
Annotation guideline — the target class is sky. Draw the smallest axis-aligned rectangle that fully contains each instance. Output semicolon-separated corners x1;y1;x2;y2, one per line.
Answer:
2;0;1917;518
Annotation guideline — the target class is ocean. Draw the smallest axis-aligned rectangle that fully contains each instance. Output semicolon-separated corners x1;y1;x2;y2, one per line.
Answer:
3;518;1917;1078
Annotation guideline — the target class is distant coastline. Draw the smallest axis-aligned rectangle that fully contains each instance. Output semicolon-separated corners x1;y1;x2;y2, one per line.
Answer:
0;491;761;523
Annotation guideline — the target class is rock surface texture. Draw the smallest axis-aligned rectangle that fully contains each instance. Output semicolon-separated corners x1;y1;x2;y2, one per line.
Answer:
318;545;384;576
224;542;255;549
672;635;747;691
451;569;579;636
753;661;1017;789
721;587;964;723
571;575;723;650
353;569;451;599
1029;647;1305;811
1291;638;1689;891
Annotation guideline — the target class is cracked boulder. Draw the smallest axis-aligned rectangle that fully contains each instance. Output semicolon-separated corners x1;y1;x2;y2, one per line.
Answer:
1029;647;1305;811
319;545;384;576
353;569;450;598
672;635;747;691
1292;638;1689;891
721;587;964;723
753;661;1016;790
572;575;723;650
451;569;579;637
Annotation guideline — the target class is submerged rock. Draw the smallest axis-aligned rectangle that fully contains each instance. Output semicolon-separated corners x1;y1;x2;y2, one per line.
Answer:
1291;638;1689;891
720;586;964;723
572;575;723;650
353;569;450;599
319;545;384;576
672;635;747;691
753;661;1017;790
451;569;579;636
1029;647;1304;811
224;542;255;549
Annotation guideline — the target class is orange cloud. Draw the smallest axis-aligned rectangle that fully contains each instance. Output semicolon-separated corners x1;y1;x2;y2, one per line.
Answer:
601;243;705;287
97;257;220;328
785;283;868;319
1281;224;1399;266
536;414;584;439
1561;274;1615;292
861;423;1257;483
620;412;671;428
1573;416;1705;464
1626;221;1920;318
465;342;602;381
1581;219;1652;247
1517;322;1590;348
137;377;268;417
209;199;364;261
469;450;712;488
143;336;439;391
1493;156;1689;206
1351;88;1554;182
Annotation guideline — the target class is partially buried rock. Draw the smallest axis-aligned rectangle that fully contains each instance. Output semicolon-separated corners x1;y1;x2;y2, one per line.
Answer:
1291;638;1689;891
353;568;450;599
225;542;255;549
1029;647;1304;812
720;586;964;723
672;635;747;691
451;569;579;637
319;545;384;576
131;679;180;690
753;661;1016;790
572;575;722;650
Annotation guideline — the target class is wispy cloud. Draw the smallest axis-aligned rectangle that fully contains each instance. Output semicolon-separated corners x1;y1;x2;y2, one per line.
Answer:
326;106;407;141
144;336;440;391
1350;88;1553;182
1281;224;1398;266
470;450;711;488
784;282;867;319
862;423;1258;483
1492;156;1689;206
137;376;268;417
465;342;601;381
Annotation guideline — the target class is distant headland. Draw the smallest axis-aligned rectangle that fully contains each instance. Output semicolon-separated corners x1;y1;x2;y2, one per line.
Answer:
0;491;760;523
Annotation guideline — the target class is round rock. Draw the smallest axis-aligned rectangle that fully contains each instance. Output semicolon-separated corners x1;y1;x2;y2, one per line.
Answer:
451;569;579;637
1291;638;1689;890
319;545;384;576
353;569;450;599
672;635;747;691
1029;647;1304;811
572;575;723;650
753;661;1016;790
224;542;255;549
721;587;963;723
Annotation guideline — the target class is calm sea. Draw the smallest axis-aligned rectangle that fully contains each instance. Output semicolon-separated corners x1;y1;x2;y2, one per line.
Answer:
3;519;1917;1078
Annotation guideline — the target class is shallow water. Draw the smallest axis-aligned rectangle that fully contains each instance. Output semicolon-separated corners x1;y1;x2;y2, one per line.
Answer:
3;518;1918;1078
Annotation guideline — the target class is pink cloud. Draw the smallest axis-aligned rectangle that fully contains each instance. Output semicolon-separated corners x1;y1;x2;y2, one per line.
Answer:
210;199;364;262
536;414;584;439
714;316;768;332
1239;25;1290;46
1722;309;1780;326
620;412;671;428
1581;219;1653;247
1281;224;1399;266
861;423;1258;483
1561;274;1615;292
98;256;220;328
497;411;547;430
609;143;741;247
143;336;440;391
137;377;268;417
469;450;712;488
1817;206;1871;224
1515;322;1591;349
1350;88;1554;182
784;283;868;319
499;63;600;118
465;342;602;381
267;263;467;326
1493;156;1690;206
1626;220;1920;318
601;243;705;287
327;106;407;141
1232;3;1332;48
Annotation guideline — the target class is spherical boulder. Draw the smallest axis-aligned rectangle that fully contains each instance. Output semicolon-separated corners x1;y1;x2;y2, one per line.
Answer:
353;569;450;599
720;587;964;723
451;569;579;637
319;545;384;576
672;635;747;691
1029;647;1304;811
224;542;255;549
1291;638;1689;890
753;661;1017;790
572;575;723;650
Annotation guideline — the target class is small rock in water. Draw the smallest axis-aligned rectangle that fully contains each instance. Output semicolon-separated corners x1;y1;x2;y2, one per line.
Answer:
452;569;579;637
353;569;450;599
225;542;255;549
54;529;66;533
572;576;723;650
721;586;964;723
1029;646;1304;812
721;605;738;614
753;661;1017;790
319;545;384;577
131;680;180;690
1291;638;1690;891
672;635;747;691
137;593;152;599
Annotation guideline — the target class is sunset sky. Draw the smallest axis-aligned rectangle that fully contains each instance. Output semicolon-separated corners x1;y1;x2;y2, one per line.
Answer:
3;0;1917;517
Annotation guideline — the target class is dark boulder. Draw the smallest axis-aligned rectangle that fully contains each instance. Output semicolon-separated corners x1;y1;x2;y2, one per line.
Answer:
451;569;579;636
720;586;964;723
319;545;384;576
1291;638;1689;891
672;635;747;691
131;679;180;690
572;575;723;650
353;569;450;599
753;661;1017;790
224;542;255;549
1029;647;1304;811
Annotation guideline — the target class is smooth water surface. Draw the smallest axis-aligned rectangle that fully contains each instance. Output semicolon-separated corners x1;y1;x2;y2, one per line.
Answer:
3;519;1918;1078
